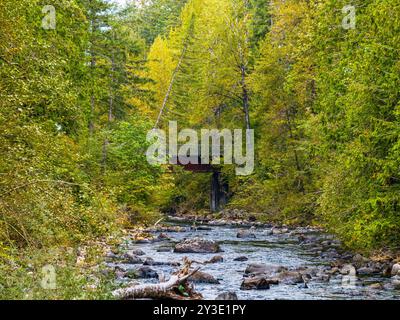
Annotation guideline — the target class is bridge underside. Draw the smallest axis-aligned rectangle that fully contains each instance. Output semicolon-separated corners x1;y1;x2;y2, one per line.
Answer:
169;155;228;212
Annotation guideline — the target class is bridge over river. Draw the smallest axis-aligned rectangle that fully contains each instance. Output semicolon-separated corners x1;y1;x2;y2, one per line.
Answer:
169;152;228;212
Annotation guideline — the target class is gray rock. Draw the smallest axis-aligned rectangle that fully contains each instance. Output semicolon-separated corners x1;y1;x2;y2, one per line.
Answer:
122;253;143;264
352;254;368;268
244;263;286;277
234;256;249;262
157;233;170;240
105;251;118;260
272;227;289;235
240;277;277;290
237;230;256;239
143;257;158;265
206;255;224;264
135;266;158;279
215;292;238;300
391;263;400;276
340;264;357;275
208;220;228;226
189;271;220;284
368;283;384;290
277;270;304;285
357;267;377;275
392;276;400;290
327;267;339;275
174;238;222;253
193;226;212;231
130;249;145;256
114;266;128;279
143;257;180;267
157;247;172;253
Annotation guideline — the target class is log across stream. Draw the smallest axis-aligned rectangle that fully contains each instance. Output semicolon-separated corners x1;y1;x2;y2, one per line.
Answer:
107;218;400;300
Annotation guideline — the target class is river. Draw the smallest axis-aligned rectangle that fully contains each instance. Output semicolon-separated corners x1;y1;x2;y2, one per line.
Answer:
107;219;400;300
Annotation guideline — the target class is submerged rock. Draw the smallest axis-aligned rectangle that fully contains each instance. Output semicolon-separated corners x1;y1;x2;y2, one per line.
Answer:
143;257;180;267
215;292;238;300
156;246;172;253
234;256;249;262
237;230;256;239
174;238;222;253
192;226;213;231
206;255;224;264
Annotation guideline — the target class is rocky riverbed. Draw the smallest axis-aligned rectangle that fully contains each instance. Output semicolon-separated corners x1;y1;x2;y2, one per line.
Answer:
105;215;400;300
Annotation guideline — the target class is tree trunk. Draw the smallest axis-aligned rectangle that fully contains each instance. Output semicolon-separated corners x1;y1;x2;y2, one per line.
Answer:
154;44;187;129
89;52;96;136
112;259;201;300
241;65;251;130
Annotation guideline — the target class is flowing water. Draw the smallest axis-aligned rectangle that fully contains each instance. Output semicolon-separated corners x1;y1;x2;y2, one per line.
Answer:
109;221;400;300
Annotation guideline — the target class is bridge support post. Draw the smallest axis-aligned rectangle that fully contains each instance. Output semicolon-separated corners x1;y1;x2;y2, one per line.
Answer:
210;171;228;212
210;171;220;212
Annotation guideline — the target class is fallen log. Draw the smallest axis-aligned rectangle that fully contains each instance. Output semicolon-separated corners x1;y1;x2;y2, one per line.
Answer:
112;258;202;300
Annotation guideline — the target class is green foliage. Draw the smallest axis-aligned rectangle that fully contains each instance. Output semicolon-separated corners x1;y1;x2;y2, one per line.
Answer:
147;0;400;251
312;0;400;249
0;246;115;300
1;0;400;289
105;116;162;206
0;0;164;250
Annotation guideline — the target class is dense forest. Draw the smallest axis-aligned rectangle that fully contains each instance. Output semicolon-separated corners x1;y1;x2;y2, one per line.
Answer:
0;0;399;299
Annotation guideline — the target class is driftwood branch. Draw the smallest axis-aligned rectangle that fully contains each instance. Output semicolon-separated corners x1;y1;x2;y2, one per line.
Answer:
113;257;202;300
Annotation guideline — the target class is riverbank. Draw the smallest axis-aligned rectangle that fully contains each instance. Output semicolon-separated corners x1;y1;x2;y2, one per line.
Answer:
0;238;121;299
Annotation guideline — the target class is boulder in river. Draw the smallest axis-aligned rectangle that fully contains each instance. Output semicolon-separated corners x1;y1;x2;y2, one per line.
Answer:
240;277;277;290
368;283;384;290
237;230;256;239
143;257;161;266
122;253;143;264
244;263;286;277
206;255;224;264
215;292;238;300
391;263;400;276
277;270;304;285
272;227;289;235
130;249;145;256
189;271;220;284
392;276;400;289
352;254;369;268
357;267;378;276
135;266;159;279
192;226;213;231
174;238;222;253
156;246;172;253
143;257;180;267
234;256;249;262
157;233;170;240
